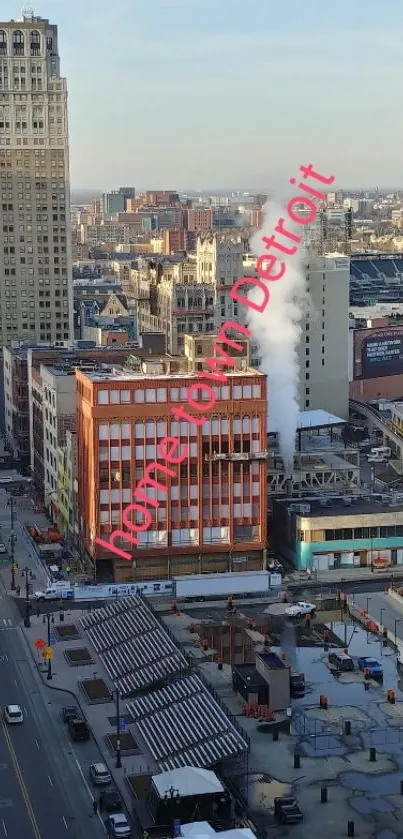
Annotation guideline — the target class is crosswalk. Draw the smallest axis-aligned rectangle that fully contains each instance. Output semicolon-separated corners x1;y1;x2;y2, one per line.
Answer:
0;619;13;631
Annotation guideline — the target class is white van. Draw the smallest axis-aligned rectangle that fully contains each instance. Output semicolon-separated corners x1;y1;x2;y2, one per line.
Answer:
34;583;73;601
367;446;391;463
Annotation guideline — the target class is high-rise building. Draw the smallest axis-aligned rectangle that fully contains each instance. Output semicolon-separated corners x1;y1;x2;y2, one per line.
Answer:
299;251;349;418
76;364;268;582
0;10;73;345
100;187;135;221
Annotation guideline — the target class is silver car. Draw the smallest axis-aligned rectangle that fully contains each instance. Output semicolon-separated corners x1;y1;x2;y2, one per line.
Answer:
90;762;111;786
105;813;132;837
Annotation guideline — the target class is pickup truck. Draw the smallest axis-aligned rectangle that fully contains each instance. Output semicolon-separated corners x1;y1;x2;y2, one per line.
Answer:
357;657;383;680
34;584;73;601
285;601;316;618
274;796;303;824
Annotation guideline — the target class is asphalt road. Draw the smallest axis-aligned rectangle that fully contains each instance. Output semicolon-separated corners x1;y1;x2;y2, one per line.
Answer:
289;573;403;597
353;590;403;643
0;583;105;839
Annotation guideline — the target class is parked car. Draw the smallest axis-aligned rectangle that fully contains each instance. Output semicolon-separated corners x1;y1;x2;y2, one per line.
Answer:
67;717;90;742
99;788;123;814
274;796;303;824
285;601;316;618
0;543;7;554
290;672;305;698
62;706;78;724
90;762;112;786
4;704;23;724
105;813;132;837
357;657;383;680
328;651;354;672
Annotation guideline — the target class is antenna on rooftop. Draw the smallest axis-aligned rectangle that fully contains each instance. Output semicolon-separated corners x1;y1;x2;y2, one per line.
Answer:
21;5;35;18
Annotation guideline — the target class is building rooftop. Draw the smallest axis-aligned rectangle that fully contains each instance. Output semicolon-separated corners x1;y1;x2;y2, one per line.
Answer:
232;664;268;688
276;493;403;518
256;651;287;669
81;366;265;383
43;364;87;377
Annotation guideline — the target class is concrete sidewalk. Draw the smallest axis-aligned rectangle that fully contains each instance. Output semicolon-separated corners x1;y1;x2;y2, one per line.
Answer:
20;605;159;814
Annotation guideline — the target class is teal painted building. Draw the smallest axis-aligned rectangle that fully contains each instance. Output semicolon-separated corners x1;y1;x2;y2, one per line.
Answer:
273;495;403;572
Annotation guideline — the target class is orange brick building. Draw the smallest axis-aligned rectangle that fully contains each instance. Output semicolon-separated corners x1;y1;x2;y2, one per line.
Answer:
76;365;268;582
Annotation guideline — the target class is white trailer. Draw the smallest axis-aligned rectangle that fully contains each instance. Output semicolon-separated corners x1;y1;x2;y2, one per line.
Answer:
33;579;174;602
72;580;173;601
173;570;272;600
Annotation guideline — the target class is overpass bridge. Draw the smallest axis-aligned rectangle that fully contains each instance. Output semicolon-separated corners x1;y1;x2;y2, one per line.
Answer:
349;398;403;461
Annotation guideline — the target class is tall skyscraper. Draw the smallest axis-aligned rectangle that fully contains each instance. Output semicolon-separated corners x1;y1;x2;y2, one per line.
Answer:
0;9;73;345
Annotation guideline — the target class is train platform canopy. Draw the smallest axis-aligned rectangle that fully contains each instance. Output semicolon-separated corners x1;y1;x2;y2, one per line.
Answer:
181;823;256;839
268;409;346;436
152;766;224;798
297;409;347;430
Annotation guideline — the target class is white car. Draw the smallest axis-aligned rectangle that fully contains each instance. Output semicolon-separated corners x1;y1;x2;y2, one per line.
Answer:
90;762;111;786
285;601;316;618
105;813;132;837
4;704;23;724
0;543;6;554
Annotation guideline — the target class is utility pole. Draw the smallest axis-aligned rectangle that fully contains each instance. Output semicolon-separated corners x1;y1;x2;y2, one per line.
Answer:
23;566;31;628
8;495;16;591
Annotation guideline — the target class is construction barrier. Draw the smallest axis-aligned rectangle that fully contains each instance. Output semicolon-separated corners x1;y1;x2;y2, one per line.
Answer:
241;703;275;720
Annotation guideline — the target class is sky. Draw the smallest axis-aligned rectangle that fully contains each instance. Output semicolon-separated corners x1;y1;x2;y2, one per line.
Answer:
3;0;403;189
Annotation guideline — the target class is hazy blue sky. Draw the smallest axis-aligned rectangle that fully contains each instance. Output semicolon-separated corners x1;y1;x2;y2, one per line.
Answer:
3;1;403;189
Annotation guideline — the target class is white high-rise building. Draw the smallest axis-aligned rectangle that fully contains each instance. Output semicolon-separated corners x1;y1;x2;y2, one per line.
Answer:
300;251;349;418
0;10;73;345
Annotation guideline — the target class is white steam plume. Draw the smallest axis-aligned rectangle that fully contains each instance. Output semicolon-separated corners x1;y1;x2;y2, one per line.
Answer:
248;202;308;471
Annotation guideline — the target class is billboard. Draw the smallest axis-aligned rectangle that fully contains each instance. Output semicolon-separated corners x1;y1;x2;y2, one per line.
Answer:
361;329;403;379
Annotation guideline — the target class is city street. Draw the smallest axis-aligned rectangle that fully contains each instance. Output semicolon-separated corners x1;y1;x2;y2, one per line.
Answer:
0;485;106;839
0;582;106;839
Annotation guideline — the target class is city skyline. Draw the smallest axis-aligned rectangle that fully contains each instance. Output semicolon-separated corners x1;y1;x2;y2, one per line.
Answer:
3;0;402;190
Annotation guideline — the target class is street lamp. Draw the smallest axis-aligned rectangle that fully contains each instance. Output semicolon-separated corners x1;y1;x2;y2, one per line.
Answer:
366;596;371;615
395;618;401;647
23;566;31;628
43;612;54;680
7;495;16;591
114;687;122;768
163;786;180;804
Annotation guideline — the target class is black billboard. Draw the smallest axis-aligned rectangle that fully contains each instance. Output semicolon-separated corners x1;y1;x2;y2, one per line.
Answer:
361;331;403;378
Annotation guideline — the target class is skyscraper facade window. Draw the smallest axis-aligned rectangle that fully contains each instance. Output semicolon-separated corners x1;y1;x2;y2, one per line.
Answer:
0;11;73;346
